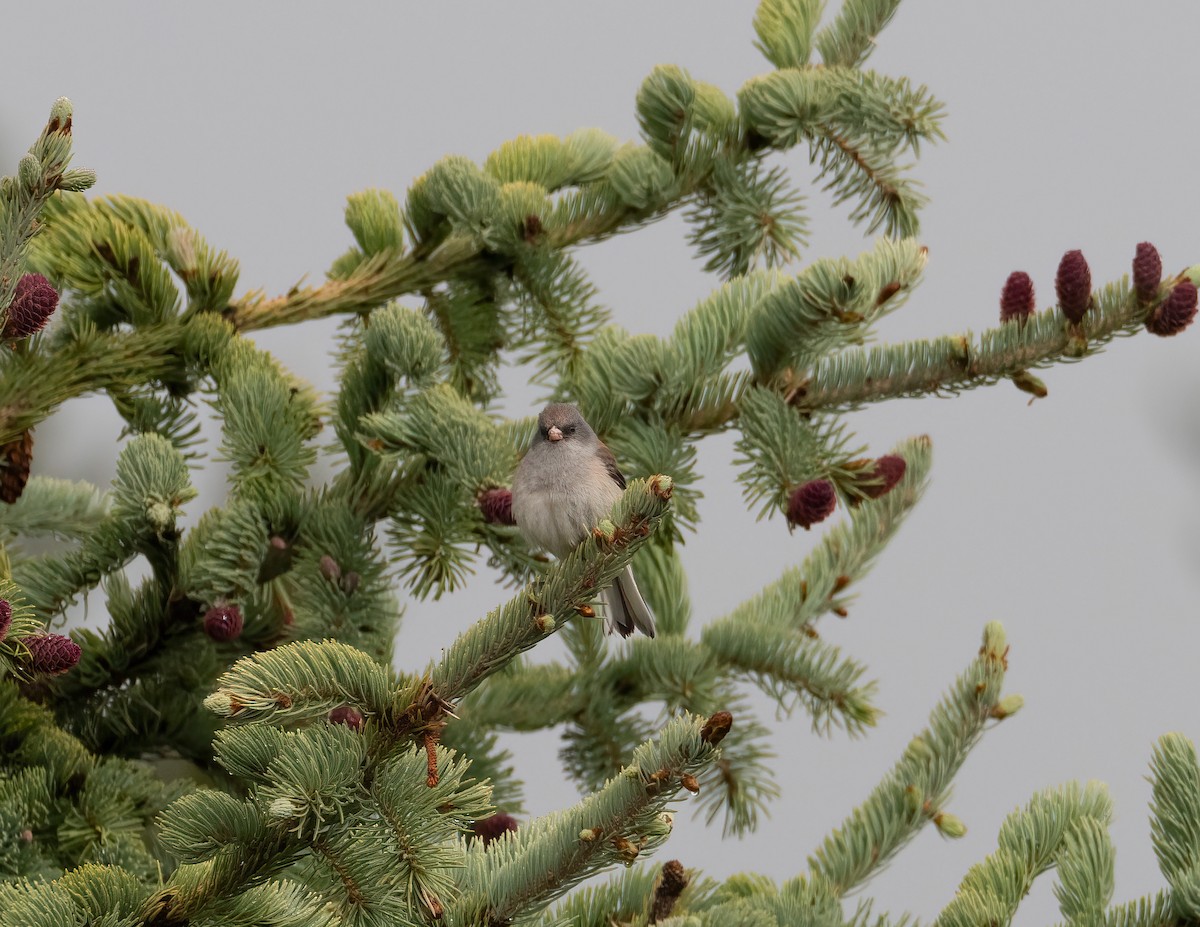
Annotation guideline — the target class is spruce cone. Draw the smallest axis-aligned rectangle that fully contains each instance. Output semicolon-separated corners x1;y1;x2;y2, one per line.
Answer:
786;479;836;530
1055;250;1092;323
2;274;59;339
1132;242;1162;304
1146;279;1198;337
650;860;690;924
0;599;11;642
0;429;34;504
479;487;516;526
21;633;81;675
472;813;518;845
860;455;907;499
1000;271;1036;323
203;603;244;642
329;705;364;731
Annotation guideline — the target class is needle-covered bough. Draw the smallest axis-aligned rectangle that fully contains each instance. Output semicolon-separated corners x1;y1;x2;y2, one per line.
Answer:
0;1;1196;925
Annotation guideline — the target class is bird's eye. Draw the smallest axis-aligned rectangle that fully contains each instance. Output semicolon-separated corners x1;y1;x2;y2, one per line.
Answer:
564;426;576;435
538;426;549;438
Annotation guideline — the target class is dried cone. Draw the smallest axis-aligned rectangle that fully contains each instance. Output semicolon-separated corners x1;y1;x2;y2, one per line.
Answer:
0;429;34;504
479;487;516;526
204;604;244;642
472;813;518;845
651;860;690;923
1132;242;1162;304
2;274;59;339
1055;250;1092;323
329;705;364;731
700;710;733;745
0;599;11;642
859;455;907;499
1146;279;1198;337
999;271;1036;323
786;479;836;530
21;633;81;675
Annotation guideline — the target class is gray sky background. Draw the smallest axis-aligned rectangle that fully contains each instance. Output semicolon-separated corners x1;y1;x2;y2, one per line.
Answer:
4;2;1200;922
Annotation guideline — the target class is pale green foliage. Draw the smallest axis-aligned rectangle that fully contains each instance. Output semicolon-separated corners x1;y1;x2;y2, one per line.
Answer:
734;387;853;518
935;782;1113;927
455;713;722;925
0;1;1193;924
754;0;825;68
687;159;809;278
1149;734;1200;914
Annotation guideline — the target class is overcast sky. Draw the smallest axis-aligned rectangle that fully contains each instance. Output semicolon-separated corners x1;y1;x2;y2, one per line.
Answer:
4;2;1200;922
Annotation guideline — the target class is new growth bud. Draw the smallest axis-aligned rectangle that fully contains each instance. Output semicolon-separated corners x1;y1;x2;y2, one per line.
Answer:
57;169;97;193
1055;250;1092;323
47;97;73;135
0;600;10;641
17;155;42;192
1000;271;1036;323
933;812;967;838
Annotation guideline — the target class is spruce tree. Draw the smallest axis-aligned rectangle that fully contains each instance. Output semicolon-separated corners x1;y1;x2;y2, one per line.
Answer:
0;2;1197;925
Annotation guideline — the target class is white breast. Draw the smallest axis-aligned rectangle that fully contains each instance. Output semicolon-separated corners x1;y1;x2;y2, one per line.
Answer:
512;439;624;558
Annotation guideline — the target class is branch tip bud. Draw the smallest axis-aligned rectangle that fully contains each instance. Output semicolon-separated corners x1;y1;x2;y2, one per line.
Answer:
17;155;42;192
990;694;1024;720
934;812;967;838
47;97;73;135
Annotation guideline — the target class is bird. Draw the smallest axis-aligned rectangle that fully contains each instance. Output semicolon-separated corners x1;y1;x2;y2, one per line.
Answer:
510;403;656;638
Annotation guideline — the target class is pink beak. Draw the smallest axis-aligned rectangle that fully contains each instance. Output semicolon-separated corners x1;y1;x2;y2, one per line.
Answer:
547;426;563;442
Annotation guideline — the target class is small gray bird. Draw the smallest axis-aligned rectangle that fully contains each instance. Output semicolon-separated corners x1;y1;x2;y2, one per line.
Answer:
511;403;656;638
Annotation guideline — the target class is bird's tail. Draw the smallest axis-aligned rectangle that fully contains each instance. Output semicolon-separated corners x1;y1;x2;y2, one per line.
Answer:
602;565;656;638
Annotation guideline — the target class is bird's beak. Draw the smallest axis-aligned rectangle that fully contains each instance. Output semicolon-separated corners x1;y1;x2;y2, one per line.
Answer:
547;426;563;442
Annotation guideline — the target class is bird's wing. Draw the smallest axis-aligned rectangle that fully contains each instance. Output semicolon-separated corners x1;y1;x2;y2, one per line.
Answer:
595;442;626;489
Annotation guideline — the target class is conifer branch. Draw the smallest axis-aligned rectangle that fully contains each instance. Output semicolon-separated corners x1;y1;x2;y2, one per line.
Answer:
1148;733;1200;913
933;782;1113;926
226;164;711;333
789;276;1157;413
429;475;674;704
0;324;185;445
808;621;1015;894
0;98;95;313
453;710;729;926
815;0;906;67
702;618;878;734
